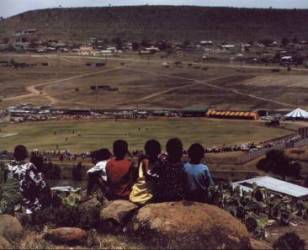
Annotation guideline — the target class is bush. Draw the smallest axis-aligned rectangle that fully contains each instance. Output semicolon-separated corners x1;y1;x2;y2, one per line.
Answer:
273;232;305;250
257;150;301;178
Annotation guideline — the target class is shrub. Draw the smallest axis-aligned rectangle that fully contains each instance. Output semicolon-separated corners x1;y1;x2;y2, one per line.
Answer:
273;232;305;250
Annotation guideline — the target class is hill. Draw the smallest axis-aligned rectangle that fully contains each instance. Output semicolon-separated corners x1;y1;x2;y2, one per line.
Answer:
0;6;308;42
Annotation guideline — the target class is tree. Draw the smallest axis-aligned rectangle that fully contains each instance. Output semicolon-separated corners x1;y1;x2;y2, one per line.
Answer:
132;41;139;51
257;150;301;179
181;40;191;49
281;37;290;47
141;39;151;48
259;39;273;47
112;37;123;50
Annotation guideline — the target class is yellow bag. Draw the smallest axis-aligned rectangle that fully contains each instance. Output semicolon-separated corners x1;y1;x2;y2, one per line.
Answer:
129;162;153;205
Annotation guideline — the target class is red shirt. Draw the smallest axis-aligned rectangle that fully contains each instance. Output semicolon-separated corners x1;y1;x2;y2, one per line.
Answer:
106;158;133;199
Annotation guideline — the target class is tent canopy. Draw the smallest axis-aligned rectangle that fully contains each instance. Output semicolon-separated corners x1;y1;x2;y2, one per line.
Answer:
285;108;308;119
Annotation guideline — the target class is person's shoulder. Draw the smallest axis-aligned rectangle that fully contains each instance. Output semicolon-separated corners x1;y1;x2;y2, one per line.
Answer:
106;158;115;167
198;163;210;172
96;160;108;167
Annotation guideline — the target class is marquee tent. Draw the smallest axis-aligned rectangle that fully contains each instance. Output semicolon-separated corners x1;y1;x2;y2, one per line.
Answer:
285;108;308;119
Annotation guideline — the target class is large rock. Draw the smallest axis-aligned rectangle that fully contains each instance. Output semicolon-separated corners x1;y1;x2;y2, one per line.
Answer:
0;236;11;249
44;227;87;245
0;214;23;243
100;200;139;232
129;201;252;249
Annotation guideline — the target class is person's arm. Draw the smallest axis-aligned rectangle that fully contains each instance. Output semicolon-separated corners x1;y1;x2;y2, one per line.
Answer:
27;163;47;190
144;160;160;182
206;169;214;186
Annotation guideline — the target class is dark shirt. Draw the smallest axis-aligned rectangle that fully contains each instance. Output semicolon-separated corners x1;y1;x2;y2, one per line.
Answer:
151;155;186;202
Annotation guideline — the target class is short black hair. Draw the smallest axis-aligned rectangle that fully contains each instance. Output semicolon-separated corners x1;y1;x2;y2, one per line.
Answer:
14;145;28;161
113;140;128;159
91;148;111;161
188;143;205;164
145;139;161;159
166;138;183;161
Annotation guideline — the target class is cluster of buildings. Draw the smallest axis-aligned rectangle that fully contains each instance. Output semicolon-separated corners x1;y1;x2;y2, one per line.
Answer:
5;104;308;123
1;27;308;67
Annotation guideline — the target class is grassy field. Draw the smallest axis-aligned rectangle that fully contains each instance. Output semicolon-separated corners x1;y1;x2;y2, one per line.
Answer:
0;118;293;152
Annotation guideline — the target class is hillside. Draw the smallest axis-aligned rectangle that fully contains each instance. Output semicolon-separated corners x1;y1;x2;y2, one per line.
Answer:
0;6;308;42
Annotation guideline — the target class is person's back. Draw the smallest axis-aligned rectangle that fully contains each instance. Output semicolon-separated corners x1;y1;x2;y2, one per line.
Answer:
106;140;133;200
184;143;213;202
154;138;186;202
3;145;50;214
130;139;161;205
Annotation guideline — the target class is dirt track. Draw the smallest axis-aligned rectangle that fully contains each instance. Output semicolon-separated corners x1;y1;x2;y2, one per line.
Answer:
1;53;304;109
3;66;123;105
124;67;295;108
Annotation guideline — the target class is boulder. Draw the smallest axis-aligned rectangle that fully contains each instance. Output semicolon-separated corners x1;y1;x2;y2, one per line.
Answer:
100;200;139;232
44;227;87;245
129;201;252;249
0;236;11;249
79;197;102;229
250;238;272;250
0;214;23;243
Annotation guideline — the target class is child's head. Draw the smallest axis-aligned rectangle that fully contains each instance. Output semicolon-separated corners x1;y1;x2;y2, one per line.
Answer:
188;143;205;164
144;139;161;159
166;138;183;162
14;145;28;161
113;140;128;160
91;148;111;163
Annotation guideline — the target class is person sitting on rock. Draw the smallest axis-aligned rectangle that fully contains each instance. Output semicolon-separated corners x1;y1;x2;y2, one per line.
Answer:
130;139;162;205
184;143;214;203
152;138;187;202
106;140;135;200
4;145;50;215
82;148;112;201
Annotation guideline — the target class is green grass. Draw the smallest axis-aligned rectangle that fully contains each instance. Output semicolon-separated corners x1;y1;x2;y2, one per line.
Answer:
0;118;291;152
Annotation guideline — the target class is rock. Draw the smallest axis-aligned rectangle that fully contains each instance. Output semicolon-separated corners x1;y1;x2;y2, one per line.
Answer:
100;200;139;232
79;198;102;229
0;214;23;243
44;227;87;245
0;236;11;249
250;238;272;250
129;201;252;249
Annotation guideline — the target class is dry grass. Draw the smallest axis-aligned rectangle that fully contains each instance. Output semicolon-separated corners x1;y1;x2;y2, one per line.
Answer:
1;53;307;110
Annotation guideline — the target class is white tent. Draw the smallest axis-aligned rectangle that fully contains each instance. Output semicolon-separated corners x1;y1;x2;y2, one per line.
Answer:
285;108;308;119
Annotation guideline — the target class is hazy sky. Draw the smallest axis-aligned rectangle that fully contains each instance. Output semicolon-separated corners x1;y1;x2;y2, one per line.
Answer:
1;0;308;18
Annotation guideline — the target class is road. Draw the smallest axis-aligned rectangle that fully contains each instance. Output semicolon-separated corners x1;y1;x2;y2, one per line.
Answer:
3;66;123;105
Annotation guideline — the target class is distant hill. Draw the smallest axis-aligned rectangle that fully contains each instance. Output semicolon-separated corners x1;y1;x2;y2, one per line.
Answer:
0;6;308;42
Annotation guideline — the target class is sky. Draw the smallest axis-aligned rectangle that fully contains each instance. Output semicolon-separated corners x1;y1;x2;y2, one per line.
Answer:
1;0;308;18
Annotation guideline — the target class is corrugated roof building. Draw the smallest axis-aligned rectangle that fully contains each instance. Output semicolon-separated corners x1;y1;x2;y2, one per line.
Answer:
233;176;308;199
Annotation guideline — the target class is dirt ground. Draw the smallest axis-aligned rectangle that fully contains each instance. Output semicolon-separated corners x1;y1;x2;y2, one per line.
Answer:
1;53;308;110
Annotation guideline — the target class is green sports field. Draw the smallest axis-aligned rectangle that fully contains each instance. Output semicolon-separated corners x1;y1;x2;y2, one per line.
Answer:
0;118;293;153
